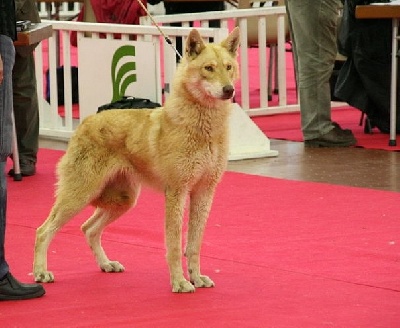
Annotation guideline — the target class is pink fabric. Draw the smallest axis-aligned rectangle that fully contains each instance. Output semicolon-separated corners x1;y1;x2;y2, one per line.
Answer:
70;0;147;46
90;0;147;25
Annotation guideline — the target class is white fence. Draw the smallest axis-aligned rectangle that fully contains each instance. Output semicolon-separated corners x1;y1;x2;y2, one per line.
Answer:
140;6;299;117
34;6;299;141
34;20;227;139
37;1;82;20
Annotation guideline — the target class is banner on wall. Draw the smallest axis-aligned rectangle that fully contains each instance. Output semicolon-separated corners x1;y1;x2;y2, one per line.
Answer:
78;37;160;120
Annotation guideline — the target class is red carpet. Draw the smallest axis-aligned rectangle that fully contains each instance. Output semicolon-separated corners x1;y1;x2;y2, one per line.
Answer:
253;106;400;151
1;149;400;327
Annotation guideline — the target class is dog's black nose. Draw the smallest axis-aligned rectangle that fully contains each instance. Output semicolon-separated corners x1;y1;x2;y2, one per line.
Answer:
222;85;235;99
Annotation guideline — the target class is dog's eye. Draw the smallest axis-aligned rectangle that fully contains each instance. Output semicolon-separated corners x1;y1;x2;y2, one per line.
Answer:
204;65;214;72
226;64;232;71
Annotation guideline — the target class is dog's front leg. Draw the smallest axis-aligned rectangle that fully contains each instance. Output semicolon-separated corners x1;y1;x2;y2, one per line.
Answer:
186;187;215;289
165;188;194;293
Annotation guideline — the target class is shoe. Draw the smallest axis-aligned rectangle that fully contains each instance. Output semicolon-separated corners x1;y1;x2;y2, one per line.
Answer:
8;159;36;177
368;118;390;134
305;126;357;148
332;122;353;135
0;272;45;301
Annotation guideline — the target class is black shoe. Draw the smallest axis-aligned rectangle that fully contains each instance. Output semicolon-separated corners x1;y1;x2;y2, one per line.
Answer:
368;118;390;134
305;126;357;148
0;272;45;301
332;122;353;135
8;159;36;177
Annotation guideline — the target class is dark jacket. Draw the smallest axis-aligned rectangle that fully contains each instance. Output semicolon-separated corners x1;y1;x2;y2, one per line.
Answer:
334;0;397;133
15;0;40;23
14;0;41;56
0;0;17;41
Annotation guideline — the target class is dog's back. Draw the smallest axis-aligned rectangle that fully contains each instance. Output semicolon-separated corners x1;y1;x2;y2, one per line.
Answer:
60;28;240;192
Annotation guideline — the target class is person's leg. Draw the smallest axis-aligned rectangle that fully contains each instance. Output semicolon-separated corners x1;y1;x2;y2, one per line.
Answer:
0;35;16;278
0;162;9;279
11;52;39;175
0;35;45;301
286;0;346;140
0;161;45;301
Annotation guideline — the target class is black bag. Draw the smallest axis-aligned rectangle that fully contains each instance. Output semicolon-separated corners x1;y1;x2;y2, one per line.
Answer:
97;96;161;113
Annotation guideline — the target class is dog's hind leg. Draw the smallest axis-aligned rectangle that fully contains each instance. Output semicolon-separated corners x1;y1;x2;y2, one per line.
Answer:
82;177;140;273
33;198;87;283
186;187;216;289
81;207;130;273
34;163;114;283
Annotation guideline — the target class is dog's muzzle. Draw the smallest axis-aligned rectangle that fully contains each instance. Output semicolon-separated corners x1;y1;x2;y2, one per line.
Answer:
222;85;235;99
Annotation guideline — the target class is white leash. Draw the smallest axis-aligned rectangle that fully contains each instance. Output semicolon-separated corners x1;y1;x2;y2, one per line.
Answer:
135;0;183;60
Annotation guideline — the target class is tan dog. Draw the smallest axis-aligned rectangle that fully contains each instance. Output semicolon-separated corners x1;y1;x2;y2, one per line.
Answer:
33;27;240;293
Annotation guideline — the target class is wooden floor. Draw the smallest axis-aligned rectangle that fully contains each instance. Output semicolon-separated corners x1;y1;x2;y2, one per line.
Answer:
40;137;400;193
228;139;400;192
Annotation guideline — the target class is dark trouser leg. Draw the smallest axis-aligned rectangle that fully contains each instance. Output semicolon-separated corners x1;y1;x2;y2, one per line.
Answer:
0;35;15;279
0;162;9;279
12;52;39;164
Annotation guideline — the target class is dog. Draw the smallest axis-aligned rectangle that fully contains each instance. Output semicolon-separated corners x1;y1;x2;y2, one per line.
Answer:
33;27;240;293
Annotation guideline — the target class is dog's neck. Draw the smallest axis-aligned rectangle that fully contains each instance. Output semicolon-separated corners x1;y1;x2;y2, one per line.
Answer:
163;96;231;141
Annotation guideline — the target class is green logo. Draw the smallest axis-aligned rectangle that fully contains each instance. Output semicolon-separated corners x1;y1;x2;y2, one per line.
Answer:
111;45;136;102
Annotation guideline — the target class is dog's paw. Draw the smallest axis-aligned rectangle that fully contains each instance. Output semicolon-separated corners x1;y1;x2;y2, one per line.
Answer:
171;279;195;293
191;275;215;288
34;271;55;283
100;261;125;273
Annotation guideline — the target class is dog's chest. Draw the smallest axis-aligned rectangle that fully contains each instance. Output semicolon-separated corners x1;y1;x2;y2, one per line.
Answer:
185;140;226;179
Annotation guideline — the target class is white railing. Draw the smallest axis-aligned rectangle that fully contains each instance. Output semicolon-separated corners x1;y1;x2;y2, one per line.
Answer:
34;20;227;140
34;6;301;141
140;6;300;117
37;1;82;20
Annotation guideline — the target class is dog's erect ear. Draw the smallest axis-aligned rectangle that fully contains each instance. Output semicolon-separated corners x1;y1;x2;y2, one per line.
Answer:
220;27;240;56
185;29;206;59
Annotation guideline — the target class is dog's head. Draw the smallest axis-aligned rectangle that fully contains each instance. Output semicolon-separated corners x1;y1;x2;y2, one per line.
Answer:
177;27;240;104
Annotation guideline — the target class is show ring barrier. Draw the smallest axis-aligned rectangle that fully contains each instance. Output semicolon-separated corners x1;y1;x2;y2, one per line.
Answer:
35;6;294;159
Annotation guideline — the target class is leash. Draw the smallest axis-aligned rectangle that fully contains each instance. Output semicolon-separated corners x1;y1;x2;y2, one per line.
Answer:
135;0;183;60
